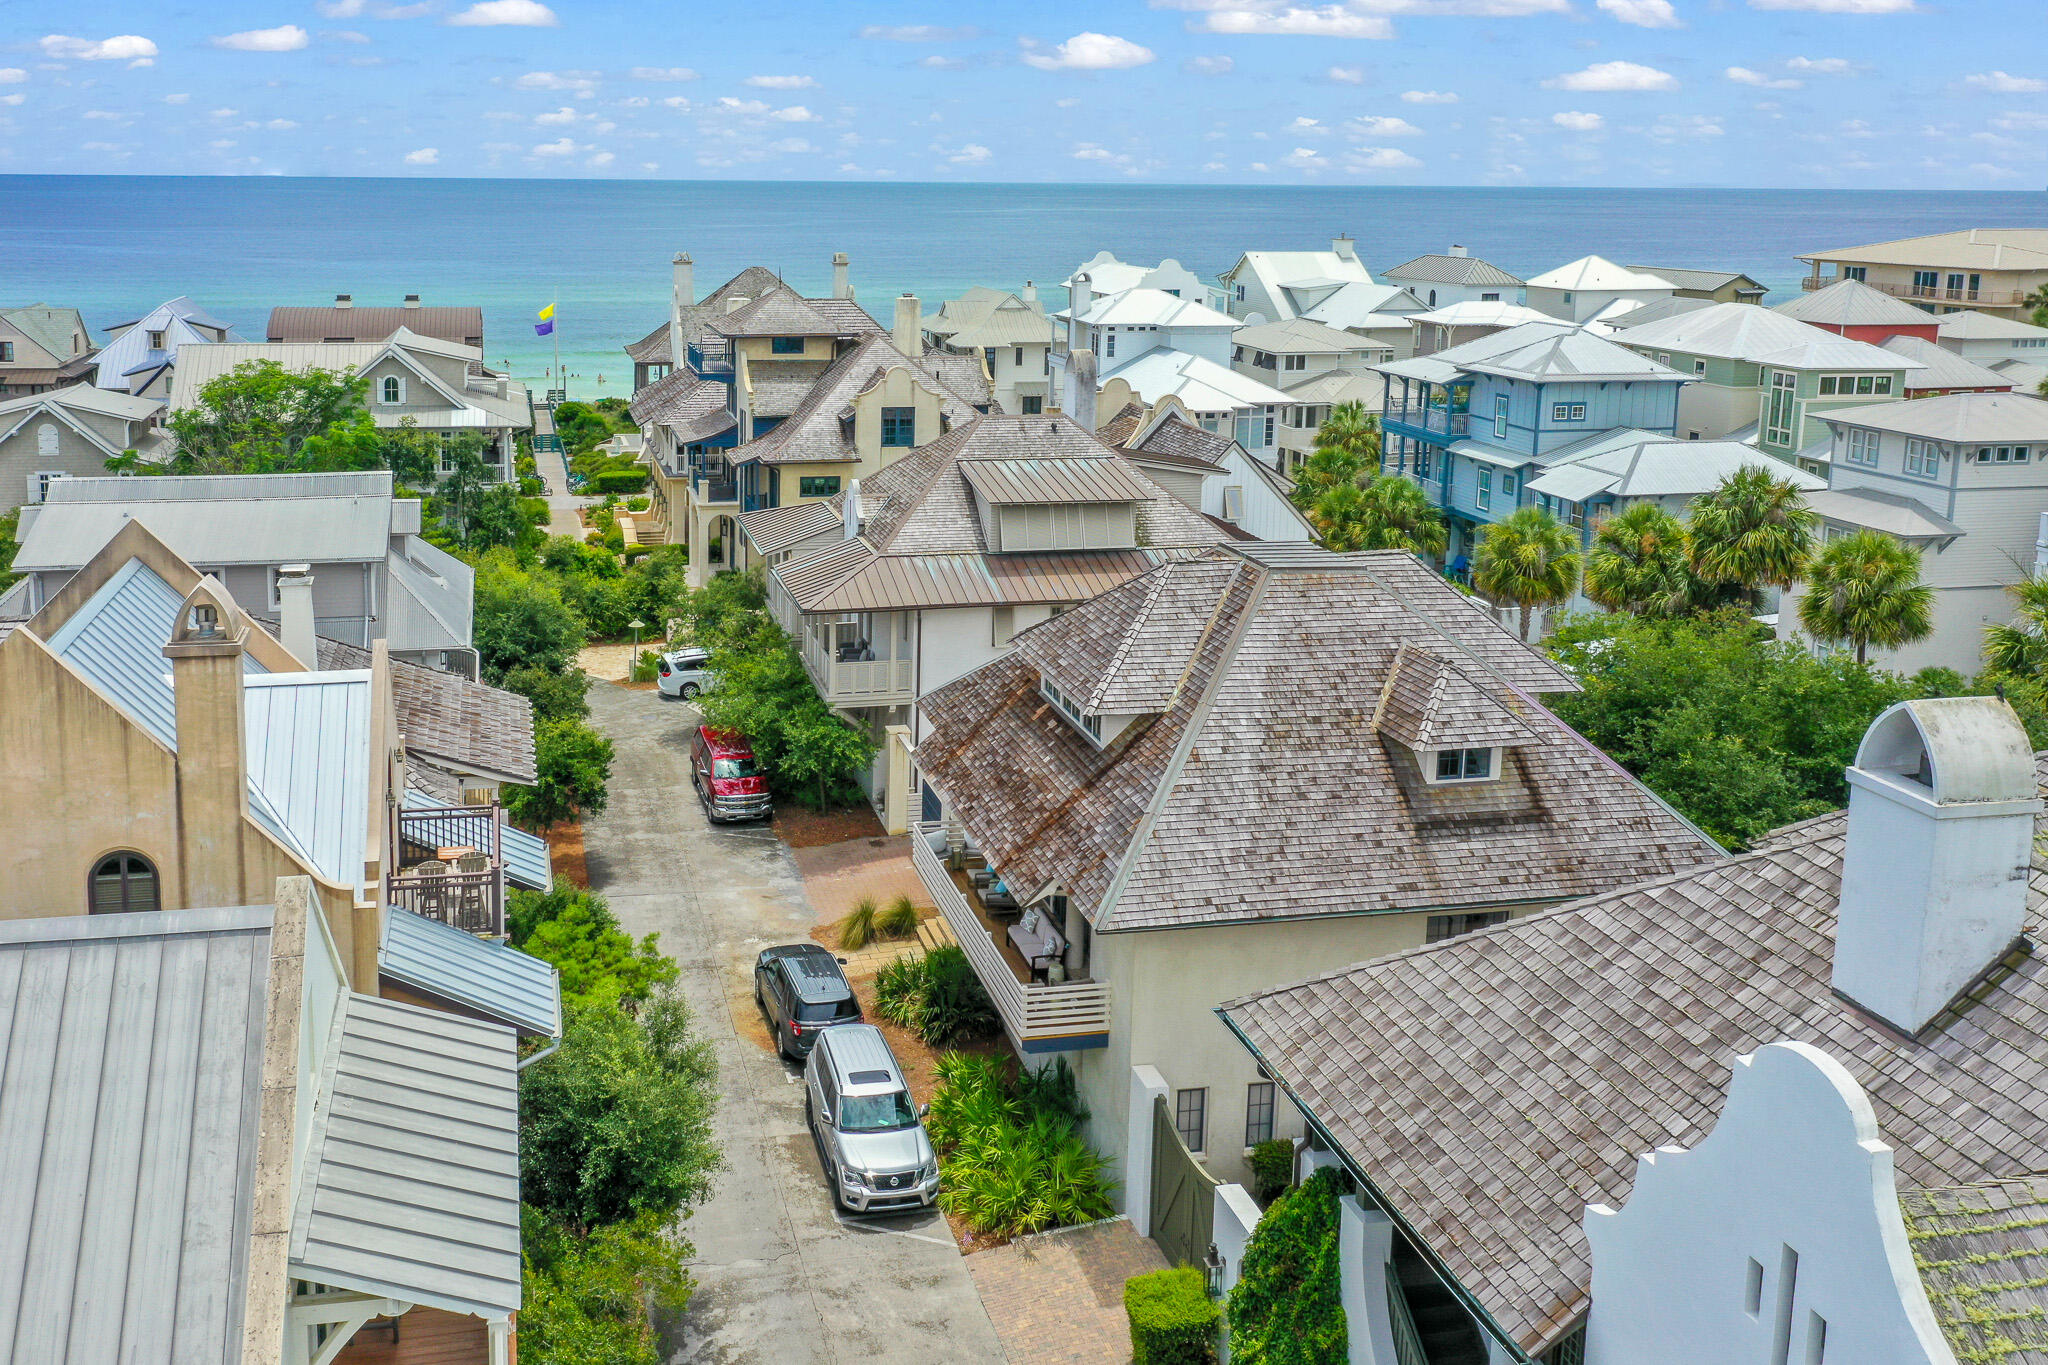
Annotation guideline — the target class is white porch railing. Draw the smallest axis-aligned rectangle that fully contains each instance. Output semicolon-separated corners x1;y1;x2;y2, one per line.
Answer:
909;823;1112;1054
799;628;914;706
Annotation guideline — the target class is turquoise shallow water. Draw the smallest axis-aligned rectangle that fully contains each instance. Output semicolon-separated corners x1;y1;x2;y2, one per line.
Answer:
5;175;2043;400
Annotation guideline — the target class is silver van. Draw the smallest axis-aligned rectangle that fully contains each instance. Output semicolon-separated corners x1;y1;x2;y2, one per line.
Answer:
803;1024;941;1214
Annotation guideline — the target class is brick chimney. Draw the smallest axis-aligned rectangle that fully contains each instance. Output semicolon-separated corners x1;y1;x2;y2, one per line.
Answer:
893;293;921;356
334;293;352;310
276;563;317;668
163;579;250;906
832;251;851;301
1832;698;2041;1034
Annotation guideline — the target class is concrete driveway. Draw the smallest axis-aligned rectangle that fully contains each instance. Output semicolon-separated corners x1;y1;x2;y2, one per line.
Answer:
580;682;1007;1364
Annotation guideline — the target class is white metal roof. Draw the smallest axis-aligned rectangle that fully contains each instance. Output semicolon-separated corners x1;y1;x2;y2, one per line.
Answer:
1232;316;1378;354
1802;487;1963;539
1525;256;1675;293
1818;390;2048;443
381;906;562;1038
1618;302;1915;371
1798;228;2048;272
1773;277;1940;328
0;904;274;1365
1437;320;1687;383
1222;248;1376;317
1882;336;2016;391
1101;348;1291;410
0;384;163;421
1938;309;2048;341
290;992;522;1320
17;472;397;569
1526;439;1822;501
1409;300;1557;329
243;672;373;888
1075;287;1240;330
1299;281;1428;331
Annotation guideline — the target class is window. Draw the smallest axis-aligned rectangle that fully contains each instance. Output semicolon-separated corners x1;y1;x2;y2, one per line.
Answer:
1657;352;1672;366
30;470;64;503
90;852;159;914
147;330;166;350
1843;428;1879;466
1426;910;1510;943
1844;266;1866;282
799;475;841;497
1284;353;1307;371
1040;675;1102;745
1222;485;1245;522
1976;444;2031;464
1235;283;1246;302
770;336;804;354
1494;393;1509;440
1174;1087;1207;1152
1105;331;1116;358
1764;370;1797;447
1501;472;1518;500
1476;468;1493;510
380;375;404;405
1020;395;1043;415
1694;358;1707;375
1903;438;1940;478
0;341;11;362
1550;403;1587;423
1913;270;1940;295
880;406;916;447
1434;746;1494;781
1480;292;1500;302
1245;1082;1276;1146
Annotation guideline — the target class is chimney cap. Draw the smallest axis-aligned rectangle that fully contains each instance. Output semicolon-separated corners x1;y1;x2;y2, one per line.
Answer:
402;294;420;307
673;251;692;264
334;293;352;308
278;562;313;579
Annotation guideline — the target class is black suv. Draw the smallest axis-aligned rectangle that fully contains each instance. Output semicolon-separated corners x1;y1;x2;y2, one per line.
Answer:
754;943;862;1060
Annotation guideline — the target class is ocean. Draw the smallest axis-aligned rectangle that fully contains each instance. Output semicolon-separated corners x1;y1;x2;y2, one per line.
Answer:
5;175;2043;401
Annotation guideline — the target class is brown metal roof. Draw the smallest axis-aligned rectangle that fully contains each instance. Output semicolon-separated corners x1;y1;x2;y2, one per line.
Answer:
959;457;1154;505
268;305;483;346
781;540;1198;614
738;501;843;558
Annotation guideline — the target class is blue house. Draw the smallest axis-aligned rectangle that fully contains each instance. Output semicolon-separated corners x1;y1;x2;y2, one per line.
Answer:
1377;321;1690;565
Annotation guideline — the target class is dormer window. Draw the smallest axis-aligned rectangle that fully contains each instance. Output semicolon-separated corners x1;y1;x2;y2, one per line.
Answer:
1433;747;1496;783
1041;675;1102;746
147;330;166;351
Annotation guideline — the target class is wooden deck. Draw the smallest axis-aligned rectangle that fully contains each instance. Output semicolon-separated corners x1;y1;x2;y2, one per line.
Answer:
943;861;1035;985
332;1307;487;1365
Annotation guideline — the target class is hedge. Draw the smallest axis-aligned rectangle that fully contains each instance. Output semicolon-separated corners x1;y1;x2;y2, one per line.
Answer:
587;468;650;495
1249;1138;1297;1204
1225;1168;1348;1365
1126;1266;1220;1365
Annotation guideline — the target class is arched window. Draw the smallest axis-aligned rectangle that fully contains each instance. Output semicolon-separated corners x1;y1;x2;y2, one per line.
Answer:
381;375;402;404
90;853;160;914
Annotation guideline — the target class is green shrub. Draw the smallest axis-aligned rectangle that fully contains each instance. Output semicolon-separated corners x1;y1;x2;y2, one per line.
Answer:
1126;1266;1220;1365
877;894;921;938
870;946;995;1044
629;649;661;684
1013;1056;1088;1127
519;1208;693;1365
627;495;651;512
838;896;882;950
1249;1139;1297;1204
924;1050;1115;1240
503;665;592;724
505;718;615;831
520;495;553;525
1226;1168;1348;1365
589;468;651;495
874;952;928;1035
507;877;616;949
520;895;677;1010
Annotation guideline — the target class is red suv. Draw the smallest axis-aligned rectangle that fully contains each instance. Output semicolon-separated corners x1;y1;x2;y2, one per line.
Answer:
692;725;772;822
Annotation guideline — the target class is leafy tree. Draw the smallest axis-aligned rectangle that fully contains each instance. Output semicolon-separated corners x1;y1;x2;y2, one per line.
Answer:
697;616;877;809
520;983;722;1233
0;507;20;592
1796;529;1934;665
520;894;676;1010
776;707;879;811
164;359;383;473
473;553;585;682
1583;502;1697;617
503;665;593;724
1984;574;2048;678
381;416;446;488
506;718;616;830
508;876;610;947
433;433;498;540
1687;464;1816;609
1473;505;1580;642
518;1209;693;1365
1545;610;1928;848
463;482;537;553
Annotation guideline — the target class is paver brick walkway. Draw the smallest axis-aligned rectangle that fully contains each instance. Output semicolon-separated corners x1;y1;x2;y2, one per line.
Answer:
967;1218;1170;1364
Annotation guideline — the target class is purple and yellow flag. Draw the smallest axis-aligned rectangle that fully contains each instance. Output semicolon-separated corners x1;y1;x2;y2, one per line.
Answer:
534;302;555;336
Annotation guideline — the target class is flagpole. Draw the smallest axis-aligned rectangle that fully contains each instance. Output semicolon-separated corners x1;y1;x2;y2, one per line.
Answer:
552;292;561;398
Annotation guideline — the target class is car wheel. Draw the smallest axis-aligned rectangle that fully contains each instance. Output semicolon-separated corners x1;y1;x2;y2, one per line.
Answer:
680;682;700;700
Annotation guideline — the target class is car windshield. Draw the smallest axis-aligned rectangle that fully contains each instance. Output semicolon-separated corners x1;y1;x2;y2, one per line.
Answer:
713;756;758;779
838;1090;917;1132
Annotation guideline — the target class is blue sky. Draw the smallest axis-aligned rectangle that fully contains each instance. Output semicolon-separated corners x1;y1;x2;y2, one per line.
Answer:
3;0;2043;187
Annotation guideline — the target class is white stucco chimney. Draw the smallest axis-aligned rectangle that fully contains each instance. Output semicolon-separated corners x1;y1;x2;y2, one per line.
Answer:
1832;698;2041;1035
334;293;352;310
276;563;318;668
1069;348;1099;433
403;294;421;310
1332;234;1357;262
843;479;864;540
1449;244;1468;258
670;252;693;367
893;293;921;356
1022;281;1037;304
832;251;851;300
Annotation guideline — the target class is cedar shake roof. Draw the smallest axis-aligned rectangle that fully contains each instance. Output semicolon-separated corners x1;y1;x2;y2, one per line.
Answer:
1220;778;2048;1355
705;289;850;339
1901;1174;2048;1364
1373;642;1544;751
1129;415;1232;470
1096;402;1147;448
625;322;671;364
316;637;536;785
740;333;985;467
917;545;1718;935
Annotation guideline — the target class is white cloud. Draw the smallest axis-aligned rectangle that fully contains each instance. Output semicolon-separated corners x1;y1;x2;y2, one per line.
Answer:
1964;71;2047;94
318;0;366;15
948;142;993;163
325;29;372;43
264;118;298;129
39;34;159;64
1645;113;1724;140
516;70;599;96
1991;110;2048;131
164;92;190;103
209;108;240;119
662;96;693;109
1726;66;1801;88
83;109;123;120
587;150;615;167
1748;0;1913;8
1345;146;1423;171
1553;110;1605;130
1071;143;1119;162
1347;114;1423;136
746;74;817;89
769;105;819;122
1183;6;1394;39
1282;146;1329;169
403;146;438;164
1543;60;1678;91
857;24;981;40
715;97;770;114
1969;162;2018;179
0;69;25;84
767;138;815;154
209;139;237;150
531;137;577;156
1185;55;1234;75
535;106;579;124
1329;66;1366;84
1055;96;1081;108
1401;89;1458;103
1020;33;1156;70
211;25;310;52
1;94;25;106
1291;116;1323;130
630;67;698;81
920;55;969;70
1202;160;1229;172
1597;0;1681;25
447;0;559;26
1785;56;1851;73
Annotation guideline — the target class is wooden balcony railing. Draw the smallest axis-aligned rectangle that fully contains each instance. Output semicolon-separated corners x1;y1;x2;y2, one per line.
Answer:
800;628;915;707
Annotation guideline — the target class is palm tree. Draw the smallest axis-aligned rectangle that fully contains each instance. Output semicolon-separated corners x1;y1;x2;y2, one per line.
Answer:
1687;465;1818;609
1313;474;1448;556
1984;574;2048;676
2025;284;2048;329
1583;502;1696;617
1474;505;1581;642
1796;529;1933;665
1288;444;1365;514
1312;400;1381;467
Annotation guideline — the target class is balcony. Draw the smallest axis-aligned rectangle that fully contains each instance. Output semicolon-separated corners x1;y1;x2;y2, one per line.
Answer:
798;615;915;708
1385;405;1469;438
687;339;734;377
910;823;1111;1055
693;471;738;503
1801;275;2027;307
386;803;507;936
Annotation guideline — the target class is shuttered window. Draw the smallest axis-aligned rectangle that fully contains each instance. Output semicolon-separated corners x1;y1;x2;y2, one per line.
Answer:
90;853;160;914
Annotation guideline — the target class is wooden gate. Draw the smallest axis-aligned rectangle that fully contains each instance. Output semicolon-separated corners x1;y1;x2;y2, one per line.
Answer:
1151;1094;1221;1268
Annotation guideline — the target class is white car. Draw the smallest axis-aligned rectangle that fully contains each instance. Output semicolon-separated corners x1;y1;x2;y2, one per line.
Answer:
656;646;717;700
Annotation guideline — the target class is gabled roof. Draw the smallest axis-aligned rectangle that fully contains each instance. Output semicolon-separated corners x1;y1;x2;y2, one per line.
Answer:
0;384;160;423
0;304;89;361
1617;301;1912;371
1882;335;2016;391
624;321;672;363
738;332;987;467
1524;435;1822;502
1299;281;1429;331
1283;367;1387;406
1816;389;2048;443
1075;288;1240;330
737;500;844;558
923;290;1053;348
1408;300;1556;330
1412;320;1686;384
1382;253;1523;288
704;287;849;339
1373;642;1545;751
1219;772;2048;1355
1525;255;1674;293
0;904;275;1365
1624;265;1766;295
1774;277;1940;328
168;331;531;429
1219;248;1376;316
1101;348;1293;410
918;545;1718;935
1939;309;2048;342
1125;413;1233;471
1799;228;2048;272
629;370;734;457
1232;316;1377;355
318;637;536;785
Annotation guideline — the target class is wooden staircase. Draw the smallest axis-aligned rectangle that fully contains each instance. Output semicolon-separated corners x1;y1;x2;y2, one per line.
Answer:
916;914;957;954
